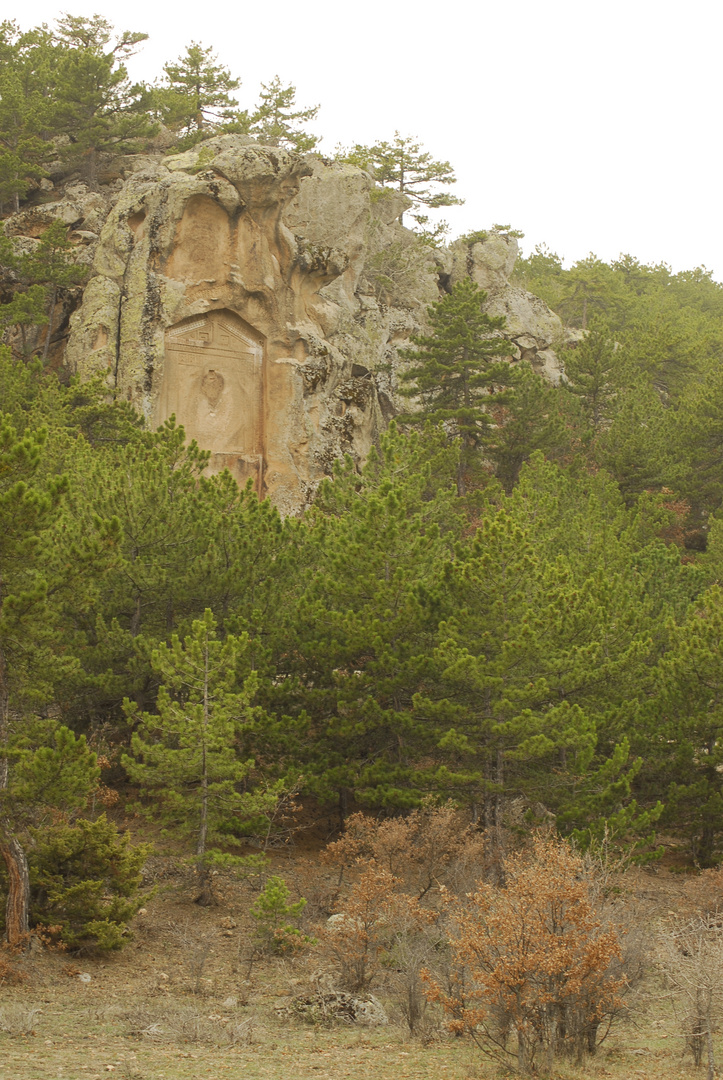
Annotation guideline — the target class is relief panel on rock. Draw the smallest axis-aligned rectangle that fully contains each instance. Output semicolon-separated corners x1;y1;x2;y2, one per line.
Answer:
157;310;264;490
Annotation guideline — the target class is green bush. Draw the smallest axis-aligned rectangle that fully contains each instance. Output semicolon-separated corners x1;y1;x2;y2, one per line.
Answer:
250;875;310;953
28;814;153;952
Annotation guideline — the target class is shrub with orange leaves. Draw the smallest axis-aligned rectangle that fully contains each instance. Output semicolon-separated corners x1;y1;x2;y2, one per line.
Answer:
321;864;402;992
0;942;27;986
322;801;482;900
321;863;436;995
424;833;625;1073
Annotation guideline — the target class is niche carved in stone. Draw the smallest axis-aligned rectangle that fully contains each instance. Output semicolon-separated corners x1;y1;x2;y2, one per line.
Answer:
157;309;264;489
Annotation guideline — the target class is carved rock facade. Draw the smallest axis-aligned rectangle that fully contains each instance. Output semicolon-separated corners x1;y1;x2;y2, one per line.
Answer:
4;135;567;514
64;137;428;514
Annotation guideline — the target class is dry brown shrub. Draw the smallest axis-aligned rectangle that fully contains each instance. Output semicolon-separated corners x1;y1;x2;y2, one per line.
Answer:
322;801;480;899
320;864;400;992
319;863;437;996
657;914;723;1080
318;803;492;1033
0;944;27;986
169;922;218;994
123;1002;261;1046
682;864;723;917
0;1002;42;1033
286;861;341;920
381;894;446;1036
424;833;626;1074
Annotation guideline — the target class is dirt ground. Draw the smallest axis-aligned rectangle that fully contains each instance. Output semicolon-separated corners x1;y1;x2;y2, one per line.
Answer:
0;840;713;1080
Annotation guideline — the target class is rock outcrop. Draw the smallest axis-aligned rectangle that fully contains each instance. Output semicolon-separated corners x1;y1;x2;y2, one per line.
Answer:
277;990;388;1027
447;232;568;385
63;136;432;514
3;135;568;514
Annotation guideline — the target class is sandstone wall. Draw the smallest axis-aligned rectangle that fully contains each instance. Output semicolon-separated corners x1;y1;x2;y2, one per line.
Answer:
4;135;569;514
63;137;434;514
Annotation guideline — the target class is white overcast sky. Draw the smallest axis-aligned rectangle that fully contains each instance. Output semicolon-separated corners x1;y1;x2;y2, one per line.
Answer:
16;0;723;278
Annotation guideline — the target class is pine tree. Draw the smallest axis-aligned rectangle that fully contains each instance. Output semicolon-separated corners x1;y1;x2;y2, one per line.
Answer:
0;360;120;940
424;507;596;840
511;243;566;310
648;585;723;866
340;132;463;227
0;223;87;360
0;413;68;725
596;381;671;505
189;470;296;649
557;255;623;330
62;418;211;723
562;319;618;437
158;42;241;138
0;279;48;358
615;290;711;400
398;279;512;494
122;609;274;904
0;22;56;212
29;814;151;951
0;346;43;429
1;723;99;943
246;77;319;151
272;425;464;816
418;455;673;859
669;361;723;521
486;361;569;492
26;221;88;360
51;15;154;186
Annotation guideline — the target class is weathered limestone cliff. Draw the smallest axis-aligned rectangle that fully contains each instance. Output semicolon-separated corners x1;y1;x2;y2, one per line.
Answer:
4;135;568;514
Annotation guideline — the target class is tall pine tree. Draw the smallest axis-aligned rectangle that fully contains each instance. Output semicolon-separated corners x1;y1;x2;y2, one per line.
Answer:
398;279;511;495
123;610;274;904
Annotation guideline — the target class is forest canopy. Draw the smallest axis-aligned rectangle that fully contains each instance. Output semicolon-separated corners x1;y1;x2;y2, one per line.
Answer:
4;11;723;954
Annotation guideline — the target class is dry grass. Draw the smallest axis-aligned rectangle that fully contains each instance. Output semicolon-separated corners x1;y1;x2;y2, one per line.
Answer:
121;1002;262;1046
0;998;706;1080
0;848;717;1080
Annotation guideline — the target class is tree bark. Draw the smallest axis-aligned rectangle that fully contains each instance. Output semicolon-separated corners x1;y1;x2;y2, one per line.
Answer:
0;539;30;945
194;862;217;907
0;659;29;944
0;826;29;944
455;457;467;498
194;637;216;907
42;287;56;363
706;999;716;1080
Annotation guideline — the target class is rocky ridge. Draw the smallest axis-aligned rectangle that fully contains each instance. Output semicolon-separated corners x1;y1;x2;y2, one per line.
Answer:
3;135;570;514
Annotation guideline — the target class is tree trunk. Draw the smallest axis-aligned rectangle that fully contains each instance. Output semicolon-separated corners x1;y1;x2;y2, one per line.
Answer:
194;637;215;906
0;827;30;944
197;640;209;860
194;861;217;907
516;1026;530;1073
338;786;349;830
197;770;208;858
87;148;98;191
492;749;506;886
0;663;29;944
455;457;467;498
42;287;56;363
706;999;716;1080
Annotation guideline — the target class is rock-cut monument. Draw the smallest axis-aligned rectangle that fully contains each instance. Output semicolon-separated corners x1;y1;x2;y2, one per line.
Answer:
160;310;265;490
55;134;569;514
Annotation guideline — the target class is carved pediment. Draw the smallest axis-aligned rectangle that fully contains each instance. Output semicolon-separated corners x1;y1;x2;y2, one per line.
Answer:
166;311;263;355
157;310;265;490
